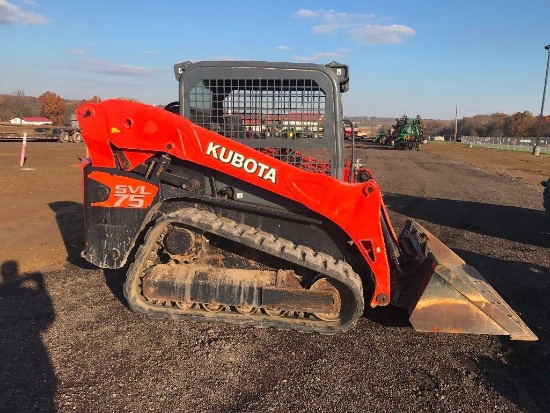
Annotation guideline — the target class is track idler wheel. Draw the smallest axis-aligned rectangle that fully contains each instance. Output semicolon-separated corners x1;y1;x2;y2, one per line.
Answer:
163;226;205;262
310;278;341;322
202;303;224;312
235;304;257;315
264;307;288;317
175;301;194;309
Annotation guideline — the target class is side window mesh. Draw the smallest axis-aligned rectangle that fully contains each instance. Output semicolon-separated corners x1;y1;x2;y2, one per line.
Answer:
188;77;332;175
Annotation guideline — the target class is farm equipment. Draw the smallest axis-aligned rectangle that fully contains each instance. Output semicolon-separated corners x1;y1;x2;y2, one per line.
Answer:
374;131;389;144
344;126;368;141
388;115;425;150
57;115;83;143
0;119;82;143
76;60;536;340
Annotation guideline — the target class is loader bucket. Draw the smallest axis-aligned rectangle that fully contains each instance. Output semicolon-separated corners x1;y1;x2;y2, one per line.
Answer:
395;220;537;341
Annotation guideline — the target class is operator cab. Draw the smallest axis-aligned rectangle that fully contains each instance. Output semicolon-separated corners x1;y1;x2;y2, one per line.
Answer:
169;60;349;180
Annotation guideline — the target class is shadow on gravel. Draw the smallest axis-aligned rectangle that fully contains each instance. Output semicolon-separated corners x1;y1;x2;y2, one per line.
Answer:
49;201;95;270
104;269;128;308
363;304;411;328
455;248;550;411
456;248;548;343
383;193;550;248
477;347;550;412
0;260;57;412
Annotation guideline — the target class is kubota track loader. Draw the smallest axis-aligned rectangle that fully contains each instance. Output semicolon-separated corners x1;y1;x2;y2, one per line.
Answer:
76;61;536;340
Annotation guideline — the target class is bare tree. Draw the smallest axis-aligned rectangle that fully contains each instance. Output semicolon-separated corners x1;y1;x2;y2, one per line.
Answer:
12;90;30;119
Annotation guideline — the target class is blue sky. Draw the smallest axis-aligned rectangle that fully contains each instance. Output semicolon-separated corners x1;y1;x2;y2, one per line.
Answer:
1;0;549;120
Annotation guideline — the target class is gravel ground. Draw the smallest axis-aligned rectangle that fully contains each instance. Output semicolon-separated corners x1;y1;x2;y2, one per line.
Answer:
0;142;549;413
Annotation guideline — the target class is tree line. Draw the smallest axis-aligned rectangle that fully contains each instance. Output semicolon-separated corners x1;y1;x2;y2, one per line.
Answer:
426;111;550;138
355;111;550;138
2;91;550;138
0;91;101;126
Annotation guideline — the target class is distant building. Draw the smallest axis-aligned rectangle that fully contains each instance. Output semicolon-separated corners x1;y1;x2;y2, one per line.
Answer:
10;117;52;125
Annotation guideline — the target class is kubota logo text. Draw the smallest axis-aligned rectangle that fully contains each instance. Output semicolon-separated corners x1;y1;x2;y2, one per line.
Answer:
89;171;158;209
206;142;277;184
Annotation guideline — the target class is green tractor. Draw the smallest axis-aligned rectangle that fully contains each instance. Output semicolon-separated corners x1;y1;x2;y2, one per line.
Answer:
373;130;389;144
387;115;426;150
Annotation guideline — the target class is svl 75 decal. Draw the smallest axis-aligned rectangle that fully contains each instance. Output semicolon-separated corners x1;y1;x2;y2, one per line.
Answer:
88;171;158;209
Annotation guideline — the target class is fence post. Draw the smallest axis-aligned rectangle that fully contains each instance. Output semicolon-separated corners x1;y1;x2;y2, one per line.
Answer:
19;132;27;167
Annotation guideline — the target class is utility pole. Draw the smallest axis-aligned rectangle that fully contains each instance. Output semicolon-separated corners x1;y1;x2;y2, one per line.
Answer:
453;104;458;141
533;44;550;156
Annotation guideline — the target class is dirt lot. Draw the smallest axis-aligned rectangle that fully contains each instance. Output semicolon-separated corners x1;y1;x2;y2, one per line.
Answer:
421;142;550;188
0;140;549;412
0;142;84;275
0;140;547;275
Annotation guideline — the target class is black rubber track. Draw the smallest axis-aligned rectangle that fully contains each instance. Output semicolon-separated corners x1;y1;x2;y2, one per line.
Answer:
123;207;365;334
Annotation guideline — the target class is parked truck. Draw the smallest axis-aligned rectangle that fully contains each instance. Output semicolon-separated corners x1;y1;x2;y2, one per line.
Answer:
0;115;82;143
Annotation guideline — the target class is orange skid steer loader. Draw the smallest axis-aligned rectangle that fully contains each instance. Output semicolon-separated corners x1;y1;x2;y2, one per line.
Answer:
76;60;536;340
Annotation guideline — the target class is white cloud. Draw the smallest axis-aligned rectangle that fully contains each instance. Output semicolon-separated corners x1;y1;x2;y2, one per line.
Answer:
75;59;159;76
292;9;319;19
292;49;350;63
312;24;339;34
293;8;414;45
141;50;159;55
0;0;46;25
349;24;416;45
67;49;86;55
295;9;375;29
275;45;293;51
